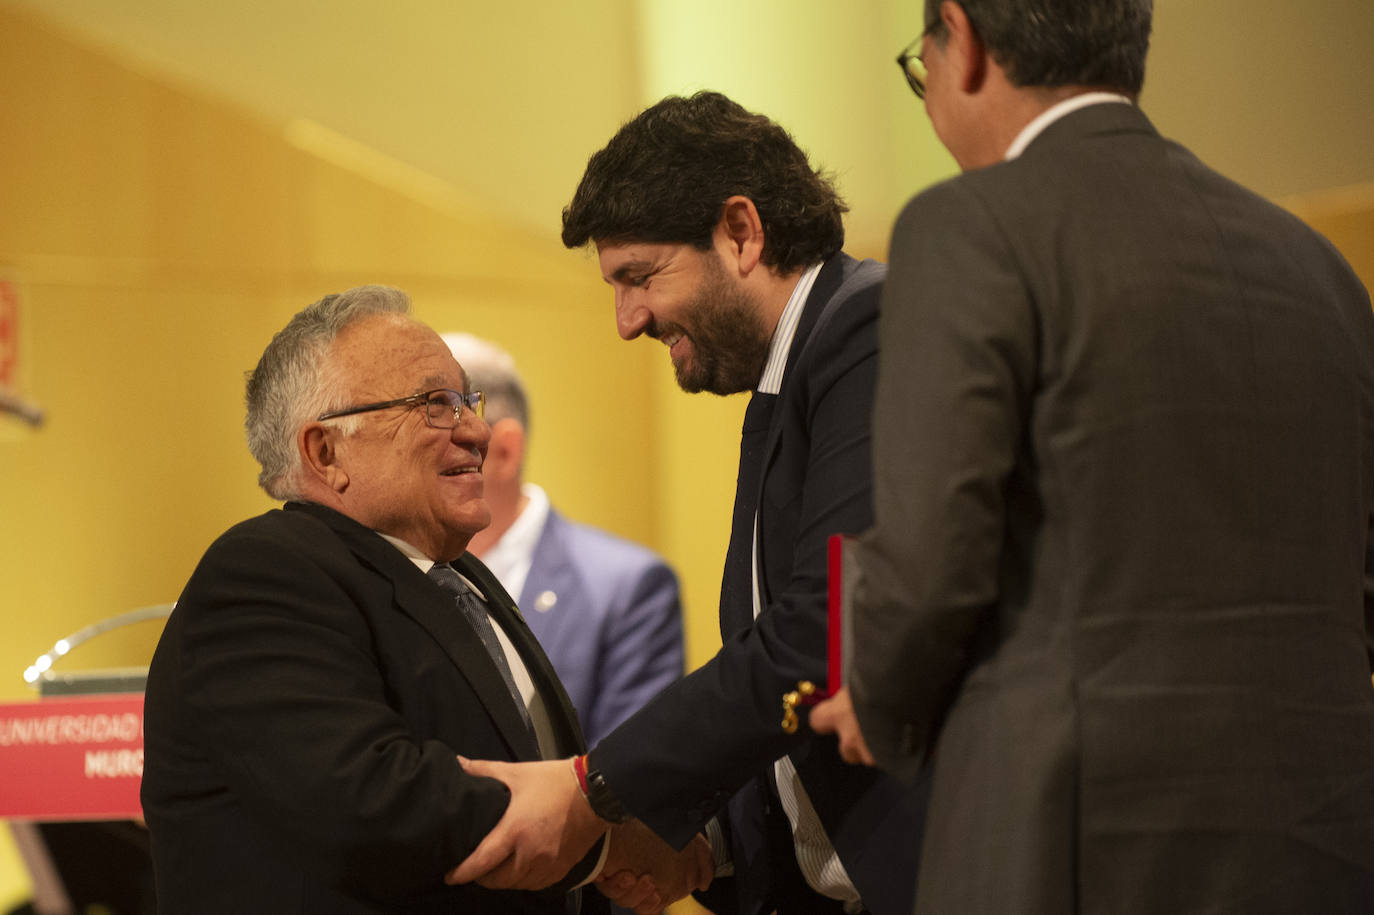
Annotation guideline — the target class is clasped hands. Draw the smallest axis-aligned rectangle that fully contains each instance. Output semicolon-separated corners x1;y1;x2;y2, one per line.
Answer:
446;756;712;913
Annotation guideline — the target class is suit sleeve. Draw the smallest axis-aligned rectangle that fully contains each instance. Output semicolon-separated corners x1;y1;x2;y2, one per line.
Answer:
848;181;1038;780
587;558;684;745
591;269;881;848
1366;507;1374;674
167;524;513;897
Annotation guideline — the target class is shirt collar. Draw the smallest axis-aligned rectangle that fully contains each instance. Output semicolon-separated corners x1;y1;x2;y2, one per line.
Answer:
376;531;486;601
1003;92;1134;161
757;261;824;394
480;481;550;585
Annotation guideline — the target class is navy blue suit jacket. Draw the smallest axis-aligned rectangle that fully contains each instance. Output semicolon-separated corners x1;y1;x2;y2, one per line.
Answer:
590;253;926;915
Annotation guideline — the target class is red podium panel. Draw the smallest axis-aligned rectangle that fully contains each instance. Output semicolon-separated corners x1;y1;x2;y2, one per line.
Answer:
0;694;144;821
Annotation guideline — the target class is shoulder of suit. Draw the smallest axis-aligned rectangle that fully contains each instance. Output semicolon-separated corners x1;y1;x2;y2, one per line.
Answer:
548;512;674;576
212;503;424;587
212;504;336;551
786;254;882;374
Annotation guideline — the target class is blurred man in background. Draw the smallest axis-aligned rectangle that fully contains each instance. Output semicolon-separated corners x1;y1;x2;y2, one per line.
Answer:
443;332;683;747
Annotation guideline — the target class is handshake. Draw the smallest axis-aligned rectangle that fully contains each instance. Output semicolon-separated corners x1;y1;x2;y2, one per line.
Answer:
446;756;714;913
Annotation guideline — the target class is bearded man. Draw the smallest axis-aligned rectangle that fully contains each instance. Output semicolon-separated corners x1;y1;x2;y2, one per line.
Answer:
449;92;926;915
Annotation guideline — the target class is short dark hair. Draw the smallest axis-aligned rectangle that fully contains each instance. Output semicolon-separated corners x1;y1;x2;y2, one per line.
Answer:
931;0;1152;95
561;91;847;274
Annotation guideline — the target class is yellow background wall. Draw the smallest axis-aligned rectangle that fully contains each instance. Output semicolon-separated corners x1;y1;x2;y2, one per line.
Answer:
2;0;1372;908
0;6;736;905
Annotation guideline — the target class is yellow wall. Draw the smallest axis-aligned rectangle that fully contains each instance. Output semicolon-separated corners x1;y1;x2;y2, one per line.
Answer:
0;8;729;905
2;1;1372;908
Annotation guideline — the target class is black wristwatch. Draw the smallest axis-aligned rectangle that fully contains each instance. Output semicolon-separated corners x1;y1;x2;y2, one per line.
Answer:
578;755;629;824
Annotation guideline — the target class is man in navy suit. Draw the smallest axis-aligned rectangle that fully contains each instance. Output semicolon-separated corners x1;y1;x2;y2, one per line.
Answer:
140;286;709;913
448;92;926;915
443;332;684;746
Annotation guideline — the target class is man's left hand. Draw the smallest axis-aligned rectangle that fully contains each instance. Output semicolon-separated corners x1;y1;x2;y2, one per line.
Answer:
808;687;876;766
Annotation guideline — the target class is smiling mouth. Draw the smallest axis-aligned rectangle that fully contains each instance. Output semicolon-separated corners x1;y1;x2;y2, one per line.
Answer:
662;331;689;361
441;466;481;477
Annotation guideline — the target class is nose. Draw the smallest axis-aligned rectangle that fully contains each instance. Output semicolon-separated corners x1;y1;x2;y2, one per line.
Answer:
452;403;491;453
614;289;651;341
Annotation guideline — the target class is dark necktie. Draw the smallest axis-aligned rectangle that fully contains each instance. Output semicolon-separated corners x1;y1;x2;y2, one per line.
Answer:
427;562;537;742
720;391;778;633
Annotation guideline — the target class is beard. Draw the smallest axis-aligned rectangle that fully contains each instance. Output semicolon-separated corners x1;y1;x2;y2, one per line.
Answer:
653;253;771;396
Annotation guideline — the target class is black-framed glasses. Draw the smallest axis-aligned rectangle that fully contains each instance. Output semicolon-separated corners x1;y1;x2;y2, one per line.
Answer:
317;388;485;429
896;25;938;100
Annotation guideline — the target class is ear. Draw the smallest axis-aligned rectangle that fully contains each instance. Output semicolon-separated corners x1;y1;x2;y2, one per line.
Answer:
299;422;349;494
714;195;766;276
941;0;988;94
483;418;526;485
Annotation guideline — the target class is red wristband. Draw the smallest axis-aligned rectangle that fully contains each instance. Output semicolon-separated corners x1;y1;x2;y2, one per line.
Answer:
572;754;591;796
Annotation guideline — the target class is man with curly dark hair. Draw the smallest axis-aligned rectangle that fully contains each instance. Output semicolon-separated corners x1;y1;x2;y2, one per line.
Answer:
450;92;926;915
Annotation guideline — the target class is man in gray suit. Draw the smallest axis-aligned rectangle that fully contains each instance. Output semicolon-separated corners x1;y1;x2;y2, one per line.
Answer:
812;1;1374;912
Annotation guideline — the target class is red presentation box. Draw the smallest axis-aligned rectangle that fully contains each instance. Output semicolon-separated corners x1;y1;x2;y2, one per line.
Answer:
0;693;145;821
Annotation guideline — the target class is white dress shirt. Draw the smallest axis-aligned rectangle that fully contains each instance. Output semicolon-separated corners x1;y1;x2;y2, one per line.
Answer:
479;482;551;606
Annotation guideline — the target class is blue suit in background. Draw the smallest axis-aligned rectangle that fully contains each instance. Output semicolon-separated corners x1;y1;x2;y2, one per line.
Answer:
518;507;684;746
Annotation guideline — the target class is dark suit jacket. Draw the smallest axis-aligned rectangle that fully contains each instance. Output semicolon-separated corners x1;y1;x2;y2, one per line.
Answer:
850;102;1374;914
520;507;683;746
591;253;926;915
141;501;593;913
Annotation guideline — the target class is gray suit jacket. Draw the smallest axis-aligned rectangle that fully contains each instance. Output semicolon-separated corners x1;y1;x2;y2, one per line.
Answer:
850;102;1374;914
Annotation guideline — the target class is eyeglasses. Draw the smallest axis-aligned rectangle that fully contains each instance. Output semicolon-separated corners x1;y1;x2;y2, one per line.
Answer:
896;25;938;100
317;388;485;429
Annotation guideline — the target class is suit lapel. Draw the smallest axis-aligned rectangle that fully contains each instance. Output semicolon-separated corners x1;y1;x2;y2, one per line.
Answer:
749;254;852;608
519;509;581;617
757;254;851;476
453;552;587;756
284;502;560;759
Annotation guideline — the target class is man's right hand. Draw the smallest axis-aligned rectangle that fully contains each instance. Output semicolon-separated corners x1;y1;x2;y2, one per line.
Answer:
445;756;608;890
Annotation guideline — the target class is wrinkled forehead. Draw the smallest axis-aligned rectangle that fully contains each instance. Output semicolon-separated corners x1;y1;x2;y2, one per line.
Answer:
596;239;689;282
330;313;467;398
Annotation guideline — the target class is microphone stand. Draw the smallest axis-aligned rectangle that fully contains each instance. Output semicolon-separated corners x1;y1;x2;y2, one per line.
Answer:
0;385;44;427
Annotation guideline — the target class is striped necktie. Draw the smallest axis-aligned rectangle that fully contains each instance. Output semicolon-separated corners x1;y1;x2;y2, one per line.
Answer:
427;562;537;742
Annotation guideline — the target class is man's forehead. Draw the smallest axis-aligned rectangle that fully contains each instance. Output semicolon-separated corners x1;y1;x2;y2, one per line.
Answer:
596;241;682;279
335;315;463;390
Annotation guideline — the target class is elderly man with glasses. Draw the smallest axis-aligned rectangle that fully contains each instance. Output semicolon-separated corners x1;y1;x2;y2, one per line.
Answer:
141;285;709;914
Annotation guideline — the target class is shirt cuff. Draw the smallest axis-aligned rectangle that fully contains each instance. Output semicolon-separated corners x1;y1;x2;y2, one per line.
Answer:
572;832;613;888
703;817;734;878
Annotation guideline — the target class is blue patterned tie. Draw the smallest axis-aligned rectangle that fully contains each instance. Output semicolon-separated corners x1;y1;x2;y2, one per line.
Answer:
427;562;537;742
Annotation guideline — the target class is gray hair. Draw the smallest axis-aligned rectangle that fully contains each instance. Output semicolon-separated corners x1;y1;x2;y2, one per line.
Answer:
930;0;1152;95
440;332;530;435
245;285;411;500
